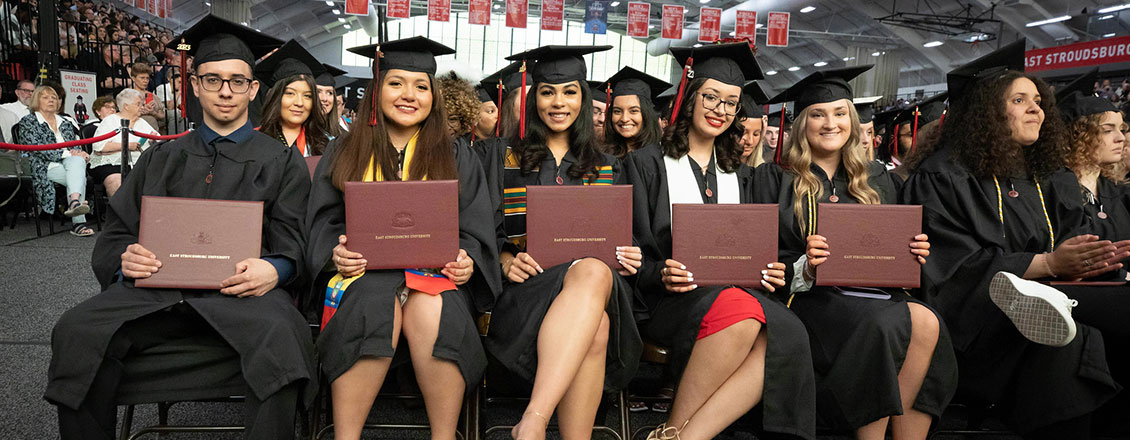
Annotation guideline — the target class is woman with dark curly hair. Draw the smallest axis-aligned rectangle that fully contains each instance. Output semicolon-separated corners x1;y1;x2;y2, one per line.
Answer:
438;72;480;140
479;45;643;440
754;65;956;440
901;41;1130;439
630;42;816;440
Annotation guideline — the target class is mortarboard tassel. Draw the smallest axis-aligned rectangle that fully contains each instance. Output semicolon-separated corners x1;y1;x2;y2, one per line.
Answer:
368;45;383;126
495;80;503;137
938;110;946;130
177;39;188;121
519;61;527;140
892;124;900;161
605;84;612;112
911;105;920;155
774;104;786;165
669;57;694;126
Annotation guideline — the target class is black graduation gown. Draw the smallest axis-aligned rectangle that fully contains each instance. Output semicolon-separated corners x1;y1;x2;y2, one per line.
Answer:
45;130;317;410
304;138;501;389
480;141;643;392
753;161;957;431
900;149;1123;430
1084;176;1130;242
629;146;816;440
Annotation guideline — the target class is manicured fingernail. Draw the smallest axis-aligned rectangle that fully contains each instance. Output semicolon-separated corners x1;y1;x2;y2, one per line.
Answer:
767;263;774;268
687;277;694;282
680;265;686;270
691;284;698;289
616;246;624;250
537;266;544;273
763;274;770;280
687;272;693;277
761;270;767;275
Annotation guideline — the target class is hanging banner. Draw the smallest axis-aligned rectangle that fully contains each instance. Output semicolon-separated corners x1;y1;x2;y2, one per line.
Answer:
428;0;449;21
387;0;411;19
698;7;721;43
134;0;144;10
767;12;790;47
662;4;683;40
147;0;157;16
469;0;490;24
61;70;96;126
345;0;368;16
157;0;166;18
506;0;527;28
627;2;650;38
1025;35;1130;72
541;0;563;31
735;10;756;40
584;0;608;35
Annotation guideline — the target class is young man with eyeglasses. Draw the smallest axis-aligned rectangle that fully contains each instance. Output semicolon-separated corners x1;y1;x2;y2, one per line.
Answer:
45;16;316;440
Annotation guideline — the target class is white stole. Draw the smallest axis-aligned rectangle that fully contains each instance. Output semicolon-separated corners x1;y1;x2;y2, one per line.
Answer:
663;152;739;223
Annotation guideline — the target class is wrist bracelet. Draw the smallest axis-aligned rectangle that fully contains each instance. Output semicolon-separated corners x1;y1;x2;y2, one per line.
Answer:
1042;253;1057;278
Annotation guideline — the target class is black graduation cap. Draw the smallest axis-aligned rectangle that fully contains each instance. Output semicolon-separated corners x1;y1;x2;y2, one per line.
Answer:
853;96;882;124
606;66;671;107
766;110;792;127
892;93;948;127
654;85;677;115
255;40;324;89
589;81;609;103
742;81;768;119
481;61;525;103
506;45;613;84
873;107;900;129
475;86;492;103
1056;67;1116;122
166;14;283;68
317;64;347;88
347;36;456;76
767;65;873;112
946;39;1026;105
670;42;763;87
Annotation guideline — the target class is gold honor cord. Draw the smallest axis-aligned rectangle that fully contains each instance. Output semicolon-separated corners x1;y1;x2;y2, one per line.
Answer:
993;176;1054;252
787;192;820;308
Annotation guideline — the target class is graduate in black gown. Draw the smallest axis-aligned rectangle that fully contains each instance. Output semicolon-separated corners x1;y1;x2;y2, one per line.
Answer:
46;15;316;440
316;63;348;139
753;66;957;438
303;37;500;440
738;81;767;167
478;45;643;440
600;66;669;159
471;85;498;146
629;42;816;440
1058;69;1130;248
901;41;1130;438
254;40;331;157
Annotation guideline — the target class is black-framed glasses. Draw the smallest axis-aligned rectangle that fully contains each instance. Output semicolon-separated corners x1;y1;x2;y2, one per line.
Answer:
698;92;741;116
195;74;252;93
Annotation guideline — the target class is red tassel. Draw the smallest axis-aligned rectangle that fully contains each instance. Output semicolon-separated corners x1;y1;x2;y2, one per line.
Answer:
892;124;900;161
605;83;612;111
519;61;527;140
369;45;383;127
911;105;920;155
938;111;946;131
669;57;694;126
774;104;786;164
178;44;188;120
495;79;503;137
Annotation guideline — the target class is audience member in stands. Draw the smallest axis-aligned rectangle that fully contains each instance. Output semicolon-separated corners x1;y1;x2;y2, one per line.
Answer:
1;79;34;121
97;44;130;96
4;3;36;51
89;88;155;197
80;95;116;139
128;61;163;130
14;86;93;237
154;70;184;132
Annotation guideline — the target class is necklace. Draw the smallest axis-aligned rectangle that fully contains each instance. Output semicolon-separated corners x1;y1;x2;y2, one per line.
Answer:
1082;185;1108;219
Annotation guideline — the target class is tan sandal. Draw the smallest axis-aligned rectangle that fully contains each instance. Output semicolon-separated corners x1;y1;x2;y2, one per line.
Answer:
646;420;688;440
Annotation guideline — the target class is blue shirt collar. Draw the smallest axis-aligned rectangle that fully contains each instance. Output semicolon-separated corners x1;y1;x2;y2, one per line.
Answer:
198;120;254;145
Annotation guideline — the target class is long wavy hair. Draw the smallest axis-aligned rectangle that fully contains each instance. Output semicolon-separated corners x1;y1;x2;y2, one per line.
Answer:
438;72;480;136
514;80;605;181
499;90;522;140
741;115;766;167
1064;113;1124;183
660;78;744;173
937;70;1068;178
329;70;456;189
321;87;345;139
781;103;880;233
259;74;330;156
604;95;663;158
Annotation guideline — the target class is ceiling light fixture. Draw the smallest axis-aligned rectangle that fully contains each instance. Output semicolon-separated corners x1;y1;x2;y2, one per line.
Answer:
325;0;332;5
813;61;828;67
337;17;346;22
788;66;800;71
1099;14;1115;20
800;6;815;13
923;40;943;47
1098;4;1130;13
766;70;778;75
1105;32;1118;37
332;9;340;15
1026;15;1071;27
610;1;620;6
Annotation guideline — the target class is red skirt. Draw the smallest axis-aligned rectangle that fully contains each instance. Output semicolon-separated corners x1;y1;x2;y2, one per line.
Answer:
697;287;766;339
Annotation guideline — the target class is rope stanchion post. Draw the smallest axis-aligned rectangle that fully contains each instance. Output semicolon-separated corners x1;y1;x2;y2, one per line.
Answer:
120;118;131;178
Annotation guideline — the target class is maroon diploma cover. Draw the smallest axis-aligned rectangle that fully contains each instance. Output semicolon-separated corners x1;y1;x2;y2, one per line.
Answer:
672;204;778;288
525;185;632;268
815;204;922;288
344;180;459;270
136;196;263;289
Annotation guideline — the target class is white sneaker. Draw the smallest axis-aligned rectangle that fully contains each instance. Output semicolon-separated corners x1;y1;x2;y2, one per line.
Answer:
989;272;1078;347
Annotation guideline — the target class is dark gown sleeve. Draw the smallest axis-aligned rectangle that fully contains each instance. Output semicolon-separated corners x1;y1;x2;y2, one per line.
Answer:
628;150;667;308
304;140;347;311
263;143;312;289
453;140;503;311
752;163;799;301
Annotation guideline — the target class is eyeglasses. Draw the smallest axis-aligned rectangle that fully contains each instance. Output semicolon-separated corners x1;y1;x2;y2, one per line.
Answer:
698;93;741;116
593;108;605;117
17;87;35;93
195;74;252;94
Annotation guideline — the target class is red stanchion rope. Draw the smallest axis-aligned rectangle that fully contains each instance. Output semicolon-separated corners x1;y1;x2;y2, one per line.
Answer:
0;129;120;151
132;129;190;141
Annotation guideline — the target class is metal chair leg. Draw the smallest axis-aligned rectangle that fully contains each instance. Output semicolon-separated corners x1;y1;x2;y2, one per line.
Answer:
119;404;135;440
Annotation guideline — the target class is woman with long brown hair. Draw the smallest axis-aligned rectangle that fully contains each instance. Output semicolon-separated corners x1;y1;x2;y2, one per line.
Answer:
754;66;957;440
479;45;643;440
255;43;331;157
601;66;669;159
304;37;500;440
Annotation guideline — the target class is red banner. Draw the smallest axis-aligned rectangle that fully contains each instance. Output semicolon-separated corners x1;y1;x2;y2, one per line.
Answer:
468;0;490;24
134;0;143;10
506;0;527;28
766;12;789;47
698;7;721;43
157;0;166;18
387;0;410;19
345;0;368;16
662;4;683;40
1025;35;1130;72
541;0;563;31
736;10;756;40
428;0;449;21
626;2;650;38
